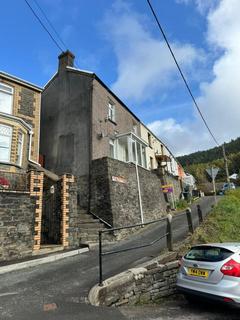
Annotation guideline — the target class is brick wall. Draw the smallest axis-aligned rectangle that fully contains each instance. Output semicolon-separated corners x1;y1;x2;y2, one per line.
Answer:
0;191;35;261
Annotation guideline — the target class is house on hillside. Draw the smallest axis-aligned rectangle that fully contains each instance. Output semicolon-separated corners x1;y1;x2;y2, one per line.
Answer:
40;51;184;242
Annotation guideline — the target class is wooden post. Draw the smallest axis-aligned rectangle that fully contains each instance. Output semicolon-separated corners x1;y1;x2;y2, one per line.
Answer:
166;214;173;251
197;204;203;224
186;208;194;234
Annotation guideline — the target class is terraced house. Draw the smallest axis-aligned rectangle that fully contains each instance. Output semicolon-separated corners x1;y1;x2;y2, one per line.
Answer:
40;51;185;246
0;71;41;175
0;72;75;261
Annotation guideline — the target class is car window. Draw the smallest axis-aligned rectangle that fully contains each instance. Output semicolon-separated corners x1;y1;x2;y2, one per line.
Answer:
184;246;233;262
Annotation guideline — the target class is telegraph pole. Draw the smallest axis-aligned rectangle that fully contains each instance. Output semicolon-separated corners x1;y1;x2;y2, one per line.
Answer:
222;143;230;184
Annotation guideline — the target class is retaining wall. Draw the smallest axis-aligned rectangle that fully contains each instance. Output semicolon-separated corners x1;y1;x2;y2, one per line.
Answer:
0;191;35;261
89;252;179;306
90;157;172;227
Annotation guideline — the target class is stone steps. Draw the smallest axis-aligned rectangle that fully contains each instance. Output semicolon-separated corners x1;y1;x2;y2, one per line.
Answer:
78;210;114;246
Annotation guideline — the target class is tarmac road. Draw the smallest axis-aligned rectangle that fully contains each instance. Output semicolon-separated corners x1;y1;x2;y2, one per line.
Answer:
1;196;237;320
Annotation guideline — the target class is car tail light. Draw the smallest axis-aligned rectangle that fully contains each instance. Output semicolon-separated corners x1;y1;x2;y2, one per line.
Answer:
221;259;240;277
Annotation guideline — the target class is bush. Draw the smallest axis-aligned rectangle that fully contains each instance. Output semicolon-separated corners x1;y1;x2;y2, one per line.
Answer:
175;199;189;210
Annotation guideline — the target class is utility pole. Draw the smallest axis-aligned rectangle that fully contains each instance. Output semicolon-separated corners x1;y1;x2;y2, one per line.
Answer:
222;143;230;184
211;167;217;204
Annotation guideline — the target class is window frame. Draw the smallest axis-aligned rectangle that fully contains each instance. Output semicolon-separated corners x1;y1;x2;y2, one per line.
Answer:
0;82;14;115
108;102;116;123
16;131;24;166
0;123;12;163
109;138;115;159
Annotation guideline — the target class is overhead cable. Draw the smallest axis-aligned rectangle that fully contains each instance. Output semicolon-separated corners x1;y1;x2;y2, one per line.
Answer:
32;0;68;51
24;0;64;52
146;0;220;147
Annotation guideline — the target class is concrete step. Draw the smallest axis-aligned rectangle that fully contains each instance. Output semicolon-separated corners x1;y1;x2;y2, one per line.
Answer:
79;224;104;230
32;245;64;256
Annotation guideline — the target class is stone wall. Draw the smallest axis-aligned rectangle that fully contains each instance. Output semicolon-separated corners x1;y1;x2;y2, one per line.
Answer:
64;176;80;248
0;191;35;261
90;157;168;227
89;252;179;306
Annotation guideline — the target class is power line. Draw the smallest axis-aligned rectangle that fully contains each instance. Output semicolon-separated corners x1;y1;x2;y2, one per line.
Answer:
24;0;81;69
24;0;64;52
146;0;220;147
32;0;68;51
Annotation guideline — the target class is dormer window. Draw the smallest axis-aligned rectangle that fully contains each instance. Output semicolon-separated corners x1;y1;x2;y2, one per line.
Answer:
0;82;13;114
108;102;115;122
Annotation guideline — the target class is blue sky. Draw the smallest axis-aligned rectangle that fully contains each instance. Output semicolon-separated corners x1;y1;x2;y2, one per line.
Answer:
1;0;240;155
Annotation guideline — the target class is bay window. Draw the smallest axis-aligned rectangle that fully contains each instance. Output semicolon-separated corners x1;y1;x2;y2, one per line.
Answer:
110;132;147;169
0;124;12;162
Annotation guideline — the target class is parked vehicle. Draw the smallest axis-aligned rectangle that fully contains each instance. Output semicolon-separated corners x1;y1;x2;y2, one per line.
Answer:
222;182;236;193
177;243;240;306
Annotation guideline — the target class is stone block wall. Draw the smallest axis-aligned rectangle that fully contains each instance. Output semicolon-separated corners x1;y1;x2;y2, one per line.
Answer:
0;191;35;261
66;177;81;248
90;157;168;227
89;252;179;306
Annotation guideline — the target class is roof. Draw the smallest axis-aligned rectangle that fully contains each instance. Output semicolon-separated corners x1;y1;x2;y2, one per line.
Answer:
193;243;240;253
0;71;42;92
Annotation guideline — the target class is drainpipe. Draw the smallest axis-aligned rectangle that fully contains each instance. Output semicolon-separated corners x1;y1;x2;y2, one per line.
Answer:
135;140;144;224
28;130;41;166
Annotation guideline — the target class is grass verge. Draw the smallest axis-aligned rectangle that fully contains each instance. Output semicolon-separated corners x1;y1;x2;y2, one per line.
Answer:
191;190;240;244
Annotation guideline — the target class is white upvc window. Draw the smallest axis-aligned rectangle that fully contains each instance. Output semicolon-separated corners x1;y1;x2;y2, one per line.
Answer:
109;139;115;158
0;82;13;114
108;102;115;122
0;124;12;162
16;131;24;166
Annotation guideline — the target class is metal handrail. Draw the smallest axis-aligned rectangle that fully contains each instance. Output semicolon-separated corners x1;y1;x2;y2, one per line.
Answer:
98;217;169;286
102;233;168;256
97;202;208;286
89;211;112;229
100;216;167;233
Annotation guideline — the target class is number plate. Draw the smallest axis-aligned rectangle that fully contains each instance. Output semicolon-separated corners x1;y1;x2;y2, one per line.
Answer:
188;268;209;278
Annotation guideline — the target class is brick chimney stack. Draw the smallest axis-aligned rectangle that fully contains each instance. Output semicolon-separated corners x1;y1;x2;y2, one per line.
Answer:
58;50;75;72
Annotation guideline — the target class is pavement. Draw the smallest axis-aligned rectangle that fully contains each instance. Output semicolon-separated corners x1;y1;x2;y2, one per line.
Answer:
1;196;235;320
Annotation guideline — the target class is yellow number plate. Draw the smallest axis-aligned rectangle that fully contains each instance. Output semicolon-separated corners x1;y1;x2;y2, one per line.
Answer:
188;268;209;278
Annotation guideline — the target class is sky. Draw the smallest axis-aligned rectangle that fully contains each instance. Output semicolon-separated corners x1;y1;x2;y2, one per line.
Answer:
1;0;240;156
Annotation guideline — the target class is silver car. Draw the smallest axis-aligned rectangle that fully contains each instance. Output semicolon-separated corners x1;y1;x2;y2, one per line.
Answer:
177;243;240;305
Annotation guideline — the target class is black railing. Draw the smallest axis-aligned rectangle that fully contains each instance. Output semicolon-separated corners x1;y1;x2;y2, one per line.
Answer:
89;211;112;229
98;204;206;286
98;216;172;286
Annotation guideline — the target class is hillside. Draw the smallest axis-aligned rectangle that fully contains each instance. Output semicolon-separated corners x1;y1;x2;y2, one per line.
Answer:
177;137;240;167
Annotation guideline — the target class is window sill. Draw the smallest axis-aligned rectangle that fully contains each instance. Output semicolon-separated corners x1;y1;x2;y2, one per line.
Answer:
107;118;117;126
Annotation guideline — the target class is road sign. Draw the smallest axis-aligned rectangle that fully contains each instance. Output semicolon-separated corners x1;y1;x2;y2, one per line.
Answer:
161;184;173;193
206;167;219;180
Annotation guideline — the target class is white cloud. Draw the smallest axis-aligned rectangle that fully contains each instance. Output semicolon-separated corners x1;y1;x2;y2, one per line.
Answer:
149;0;240;155
104;0;240;156
147;118;210;156
176;0;218;14
103;2;203;102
